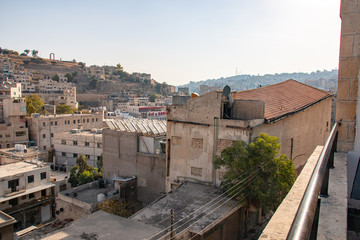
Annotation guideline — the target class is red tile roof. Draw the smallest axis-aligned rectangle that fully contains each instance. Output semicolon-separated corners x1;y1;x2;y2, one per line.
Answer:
234;80;332;122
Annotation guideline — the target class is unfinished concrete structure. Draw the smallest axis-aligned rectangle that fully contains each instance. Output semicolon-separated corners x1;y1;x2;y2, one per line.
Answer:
102;119;167;205
0;211;16;240
166;80;332;191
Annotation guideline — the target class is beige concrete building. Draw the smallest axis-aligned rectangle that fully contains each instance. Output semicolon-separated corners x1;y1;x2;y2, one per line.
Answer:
54;128;103;168
0;81;28;149
27;111;104;151
0;161;54;231
0;211;16;240
102;119;167;205
166;80;332;191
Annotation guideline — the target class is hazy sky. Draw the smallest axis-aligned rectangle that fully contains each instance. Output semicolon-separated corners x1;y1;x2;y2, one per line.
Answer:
1;0;341;86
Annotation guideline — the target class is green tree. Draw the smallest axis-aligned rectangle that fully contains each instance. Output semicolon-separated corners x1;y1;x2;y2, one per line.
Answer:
26;94;44;116
31;49;38;57
68;154;103;187
149;94;157;102
214;133;296;212
52;74;59;82
56;105;76;114
97;154;103;171
65;73;74;82
24;49;30;55
89;78;98;89
155;83;162;94
116;64;124;71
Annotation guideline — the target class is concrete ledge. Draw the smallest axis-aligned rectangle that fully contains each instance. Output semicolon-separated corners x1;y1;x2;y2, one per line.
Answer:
259;146;324;240
317;152;348;240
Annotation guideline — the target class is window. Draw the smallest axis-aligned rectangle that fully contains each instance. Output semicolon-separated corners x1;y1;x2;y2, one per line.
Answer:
87;119;89;123
7;144;10;148
28;175;34;183
62;152;66;157
5;134;10;138
20;106;26;112
43;122;46;127
16;131;26;137
41;189;46;197
86;155;90;159
85;142;89;147
92;118;94;122
191;138;203;149
51;133;54;137
29;193;35;199
0;134;2;138
73;153;78;158
78;120;80;123
51;122;53;126
96;118;98;122
51;145;54;148
43;134;46;138
9;198;18;206
40;172;46;180
8;179;19;192
43;146;46;150
97;143;101;148
61;140;66;145
73;120;76;124
68;120;70;124
64;121;67;125
83;119;85;123
97;156;101;161
73;141;77;146
22;195;27;200
55;121;57;126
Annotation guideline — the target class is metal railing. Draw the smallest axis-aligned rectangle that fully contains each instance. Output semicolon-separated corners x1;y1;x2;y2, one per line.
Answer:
287;122;338;240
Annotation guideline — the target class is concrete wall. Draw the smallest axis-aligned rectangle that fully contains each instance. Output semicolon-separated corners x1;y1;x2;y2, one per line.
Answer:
167;91;332;191
252;97;332;170
336;0;360;152
0;224;14;240
102;129;166;205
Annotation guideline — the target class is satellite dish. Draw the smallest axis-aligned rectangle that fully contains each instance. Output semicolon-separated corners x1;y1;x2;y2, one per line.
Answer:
223;85;231;97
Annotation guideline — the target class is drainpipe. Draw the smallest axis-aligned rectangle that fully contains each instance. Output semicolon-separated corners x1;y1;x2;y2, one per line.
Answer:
212;117;219;185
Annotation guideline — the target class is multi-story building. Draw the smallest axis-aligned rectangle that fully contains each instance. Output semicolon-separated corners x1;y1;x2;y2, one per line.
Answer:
37;79;74;94
166;80;332;191
0;81;28;149
102;119;167;205
54;128;103;168
27;111;104;151
127;106;166;119
0;160;54;231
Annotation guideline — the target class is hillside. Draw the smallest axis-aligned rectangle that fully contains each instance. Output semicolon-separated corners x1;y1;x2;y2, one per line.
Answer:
0;50;169;97
180;70;338;93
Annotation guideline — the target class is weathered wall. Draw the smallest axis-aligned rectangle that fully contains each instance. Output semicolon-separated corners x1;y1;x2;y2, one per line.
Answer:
102;129;166;205
0;224;14;240
336;0;360;152
252;97;332;170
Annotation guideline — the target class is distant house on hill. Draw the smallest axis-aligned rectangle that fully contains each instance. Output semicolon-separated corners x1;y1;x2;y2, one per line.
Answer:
166;80;332;191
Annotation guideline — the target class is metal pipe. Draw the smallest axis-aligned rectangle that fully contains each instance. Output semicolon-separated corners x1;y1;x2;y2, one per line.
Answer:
287;123;338;240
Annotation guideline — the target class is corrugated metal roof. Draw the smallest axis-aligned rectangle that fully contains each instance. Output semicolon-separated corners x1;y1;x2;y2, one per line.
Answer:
104;119;167;135
234;80;332;121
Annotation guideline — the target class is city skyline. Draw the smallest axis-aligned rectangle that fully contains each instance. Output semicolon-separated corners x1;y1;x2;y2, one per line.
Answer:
1;0;341;86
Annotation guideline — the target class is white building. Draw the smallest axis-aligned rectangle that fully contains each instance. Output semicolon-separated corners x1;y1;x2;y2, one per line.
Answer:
53;129;103;168
0;161;54;231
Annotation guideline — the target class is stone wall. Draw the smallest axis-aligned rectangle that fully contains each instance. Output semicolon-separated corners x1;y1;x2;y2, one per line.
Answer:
336;0;360;152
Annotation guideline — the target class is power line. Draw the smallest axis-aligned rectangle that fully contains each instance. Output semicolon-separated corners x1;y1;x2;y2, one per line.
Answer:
146;167;260;240
169;175;257;240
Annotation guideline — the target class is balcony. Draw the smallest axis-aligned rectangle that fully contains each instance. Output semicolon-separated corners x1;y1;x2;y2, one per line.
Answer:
259;123;349;239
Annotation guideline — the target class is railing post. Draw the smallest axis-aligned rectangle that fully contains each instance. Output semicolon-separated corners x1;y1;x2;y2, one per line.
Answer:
309;198;321;240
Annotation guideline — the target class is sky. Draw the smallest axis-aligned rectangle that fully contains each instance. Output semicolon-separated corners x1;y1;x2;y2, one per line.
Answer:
1;0;341;86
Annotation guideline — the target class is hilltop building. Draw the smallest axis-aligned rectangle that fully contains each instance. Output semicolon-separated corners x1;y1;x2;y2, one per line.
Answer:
166;80;332;191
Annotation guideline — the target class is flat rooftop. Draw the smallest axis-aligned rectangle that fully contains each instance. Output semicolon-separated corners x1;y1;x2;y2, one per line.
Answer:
61;183;116;205
0;211;16;228
0;160;48;179
131;182;239;235
41;211;161;240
